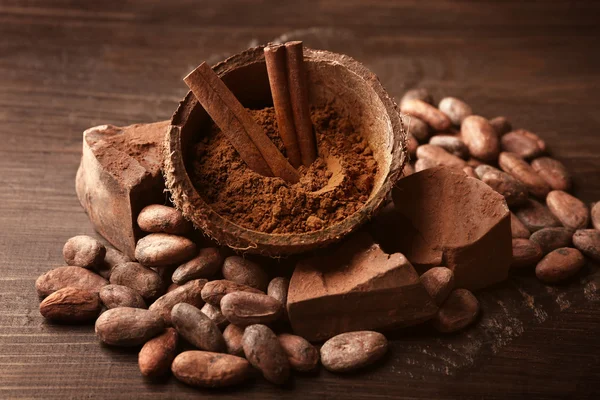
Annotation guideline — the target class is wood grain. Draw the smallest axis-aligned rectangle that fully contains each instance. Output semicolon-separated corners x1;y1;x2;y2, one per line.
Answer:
1;1;600;398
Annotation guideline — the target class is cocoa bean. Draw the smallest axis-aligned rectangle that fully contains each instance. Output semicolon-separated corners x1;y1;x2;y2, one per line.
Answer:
267;277;289;319
172;247;223;284
99;284;146;309
63;235;106;269
511;212;531;238
511;239;543;268
498;152;550;198
406;133;418;159
438;97;472;125
460;116;499;162
223;324;245;356
400;88;433;107
546;190;590;231
431;289;479;333
414;157;438;172
149;279;207;325
95;307;164;346
36;266;108;297
489;116;512;136
39;287;101;323
242;324;290;384
320;331;388;373
535;247;585;284
278;333;319;372
201;303;229;329
429;135;469;159
201;280;263;307
134;233;197;267
95;247;131;279
171;351;250;388
138;327;178;377
171;303;225;352
419;267;455;306
530;227;573;255
220;292;282;327
416;144;467;169
401;115;430;142
109;262;163;301
475;165;528;207
530;157;571;192
591;202;600;231
401;99;451;131
572;229;600;262
514;199;561;232
501;129;545;159
222;256;269;291
137;204;193;235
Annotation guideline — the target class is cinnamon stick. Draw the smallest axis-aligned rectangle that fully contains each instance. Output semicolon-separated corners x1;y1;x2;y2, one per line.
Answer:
184;62;299;183
285;41;317;167
264;44;302;168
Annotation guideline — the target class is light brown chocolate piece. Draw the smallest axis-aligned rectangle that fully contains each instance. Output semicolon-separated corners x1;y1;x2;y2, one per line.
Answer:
287;233;437;342
392;167;512;290
76;122;168;258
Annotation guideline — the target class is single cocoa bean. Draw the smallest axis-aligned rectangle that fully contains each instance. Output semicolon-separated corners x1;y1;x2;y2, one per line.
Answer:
320;331;388;373
460;116;499;162
278;333;319;372
63;235;106;269
242;324;290;384
402;115;430;142
514;199;561;232
511;212;531;238
99;284;146;309
171;303;225;352
109;262;163;301
95;307;164;346
419;267;455;306
149;279;207;325
401;99;451;131
498;152;550;198
489;116;512;136
134;233;197;267
137;204;193;235
429;135;469;159
39;287;101;323
171;351;250;388
591;202;600;231
535;247;585;284
572;229;600;262
267;277;289;319
406;133;418;159
220;292;282;327
223;324;245;356
201;280;263;307
400;88;433;107
530;157;572;192
501;129;545;159
475;165;528;207
95;247;131;279
416;144;467;168
546;190;590;231
530;227;573;255
201;303;229;329
511;238;543;268
222;256;269;291
431;289;479;333
438;97;472;126
35;266;108;297
414;157;438;172
138;327;178;377
172;247;223;284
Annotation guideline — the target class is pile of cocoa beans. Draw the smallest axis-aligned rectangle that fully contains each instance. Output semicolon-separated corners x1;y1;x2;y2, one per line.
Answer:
400;89;600;284
35;204;390;388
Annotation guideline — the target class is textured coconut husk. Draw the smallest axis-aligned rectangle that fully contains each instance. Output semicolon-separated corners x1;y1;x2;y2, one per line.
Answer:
163;46;406;256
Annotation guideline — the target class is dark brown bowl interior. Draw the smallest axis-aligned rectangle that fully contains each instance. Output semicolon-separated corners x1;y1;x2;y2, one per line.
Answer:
164;46;406;256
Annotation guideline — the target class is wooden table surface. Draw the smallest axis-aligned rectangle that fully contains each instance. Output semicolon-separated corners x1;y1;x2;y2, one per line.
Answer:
1;1;600;398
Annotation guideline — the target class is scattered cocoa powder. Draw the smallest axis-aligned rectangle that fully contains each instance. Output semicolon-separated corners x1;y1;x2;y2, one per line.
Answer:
189;105;378;234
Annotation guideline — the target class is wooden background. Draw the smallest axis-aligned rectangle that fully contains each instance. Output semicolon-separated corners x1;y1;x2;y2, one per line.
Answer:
1;1;600;398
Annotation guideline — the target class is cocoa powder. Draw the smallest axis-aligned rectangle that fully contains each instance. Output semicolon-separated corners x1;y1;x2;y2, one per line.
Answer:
190;105;377;234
